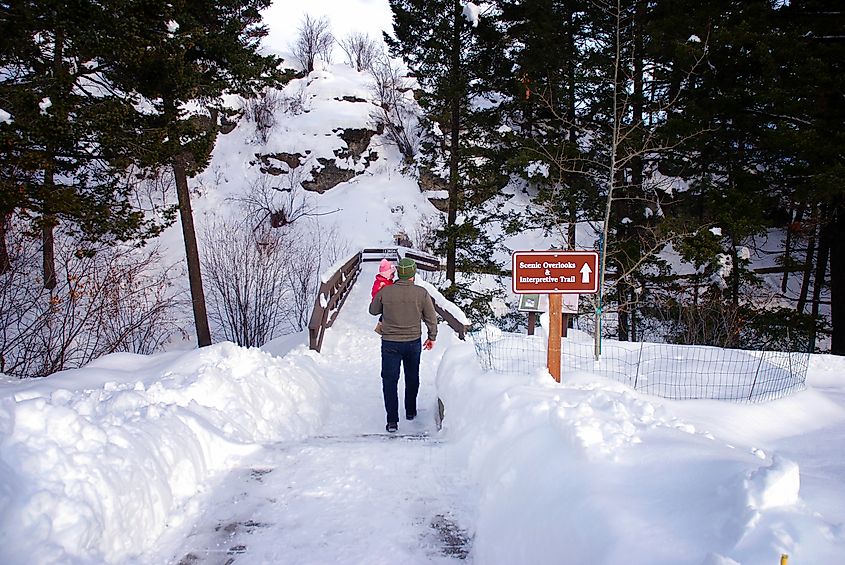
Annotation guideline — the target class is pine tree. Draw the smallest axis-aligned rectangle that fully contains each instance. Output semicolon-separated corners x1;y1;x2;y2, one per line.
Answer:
113;0;287;347
659;0;843;351
491;0;597;250
386;0;506;303
0;0;163;287
776;0;845;352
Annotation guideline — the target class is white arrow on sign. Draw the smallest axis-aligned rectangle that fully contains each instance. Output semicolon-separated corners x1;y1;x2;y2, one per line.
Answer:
580;262;592;284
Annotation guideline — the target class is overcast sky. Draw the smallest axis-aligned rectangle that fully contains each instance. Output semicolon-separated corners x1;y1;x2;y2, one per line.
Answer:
261;0;395;59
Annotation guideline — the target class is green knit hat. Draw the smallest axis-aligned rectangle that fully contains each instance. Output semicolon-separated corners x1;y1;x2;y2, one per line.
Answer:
396;258;417;279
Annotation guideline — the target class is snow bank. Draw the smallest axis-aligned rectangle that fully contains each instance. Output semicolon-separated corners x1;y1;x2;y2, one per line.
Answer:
435;340;845;564
0;343;329;564
746;455;800;510
415;278;471;326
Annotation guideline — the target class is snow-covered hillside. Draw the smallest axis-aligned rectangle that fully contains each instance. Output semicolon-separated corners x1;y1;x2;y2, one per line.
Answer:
147;59;444;347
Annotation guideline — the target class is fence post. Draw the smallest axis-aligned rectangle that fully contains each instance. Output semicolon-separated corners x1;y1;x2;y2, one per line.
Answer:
633;341;644;391
747;351;766;402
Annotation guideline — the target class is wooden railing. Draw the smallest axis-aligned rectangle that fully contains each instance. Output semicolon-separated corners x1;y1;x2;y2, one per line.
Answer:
361;247;441;271
308;252;362;352
308;247;468;351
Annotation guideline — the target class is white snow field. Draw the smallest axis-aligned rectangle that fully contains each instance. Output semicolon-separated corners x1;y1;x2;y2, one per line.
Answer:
1;261;845;564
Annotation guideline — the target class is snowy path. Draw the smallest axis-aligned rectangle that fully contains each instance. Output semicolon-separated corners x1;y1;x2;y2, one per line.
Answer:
161;266;475;564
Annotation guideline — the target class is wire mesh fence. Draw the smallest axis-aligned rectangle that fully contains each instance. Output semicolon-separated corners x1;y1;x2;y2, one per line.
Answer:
470;328;809;403
471;327;548;375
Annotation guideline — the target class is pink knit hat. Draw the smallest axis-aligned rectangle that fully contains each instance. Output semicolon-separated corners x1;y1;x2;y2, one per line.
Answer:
378;259;395;277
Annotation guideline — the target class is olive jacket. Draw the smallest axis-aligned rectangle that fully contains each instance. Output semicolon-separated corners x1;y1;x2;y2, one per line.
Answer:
369;279;438;342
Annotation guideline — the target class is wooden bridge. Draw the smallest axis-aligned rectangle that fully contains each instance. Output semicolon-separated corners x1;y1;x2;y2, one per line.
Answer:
307;247;469;352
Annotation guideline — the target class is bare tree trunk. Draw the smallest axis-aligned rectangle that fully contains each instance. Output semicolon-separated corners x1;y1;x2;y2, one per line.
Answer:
630;286;638;342
444;0;462;292
0;213;11;275
617;284;629;341
797;205;817;313
624;0;644;343
162;92;212;348
830;201;845;354
595;0;624;360
782;201;805;292
810;215;830;352
173;158;212;347
41;214;57;290
42;25;64;291
782;201;795;293
566;3;578;251
729;237;740;308
42;170;57;290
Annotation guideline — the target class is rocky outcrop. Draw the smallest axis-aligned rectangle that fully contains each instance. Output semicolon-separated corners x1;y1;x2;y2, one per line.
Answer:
301;127;381;192
418;168;450;211
334;96;368;103
301;158;357;193
253;152;308;175
419;168;448;192
334;128;377;160
427;196;450;212
253;127;381;193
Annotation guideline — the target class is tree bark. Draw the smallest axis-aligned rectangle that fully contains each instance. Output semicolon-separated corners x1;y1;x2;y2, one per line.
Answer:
0;213;11;275
42;167;57;290
595;0;624;360
797;205;817;313
782;202;805;292
173;157;212;347
42;24;64;291
625;0;644;343
729;239;740;308
444;0;462;291
617;283;629;341
630;286;638;342
42;214;57;290
810;216;830;352
566;3;578;251
830;201;844;354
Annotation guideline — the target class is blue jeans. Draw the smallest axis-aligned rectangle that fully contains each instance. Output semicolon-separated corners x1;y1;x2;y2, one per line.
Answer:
381;339;421;424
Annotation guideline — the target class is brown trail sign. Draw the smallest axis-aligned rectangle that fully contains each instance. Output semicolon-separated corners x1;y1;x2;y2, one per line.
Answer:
511;251;599;382
512;251;599;294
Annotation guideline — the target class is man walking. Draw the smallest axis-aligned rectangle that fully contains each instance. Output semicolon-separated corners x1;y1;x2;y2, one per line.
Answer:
369;258;437;433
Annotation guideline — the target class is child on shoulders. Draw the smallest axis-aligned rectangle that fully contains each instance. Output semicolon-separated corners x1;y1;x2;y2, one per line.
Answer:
372;258;395;300
372;259;395;334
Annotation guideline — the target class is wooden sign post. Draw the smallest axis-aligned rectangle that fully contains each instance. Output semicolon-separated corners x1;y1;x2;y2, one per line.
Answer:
547;294;563;382
512;250;600;382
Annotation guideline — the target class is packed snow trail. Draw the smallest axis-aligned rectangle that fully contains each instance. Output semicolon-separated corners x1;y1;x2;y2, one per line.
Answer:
158;264;475;564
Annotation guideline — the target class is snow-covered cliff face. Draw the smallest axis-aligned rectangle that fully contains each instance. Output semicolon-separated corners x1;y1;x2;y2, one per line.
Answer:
176;63;441;256
142;62;444;347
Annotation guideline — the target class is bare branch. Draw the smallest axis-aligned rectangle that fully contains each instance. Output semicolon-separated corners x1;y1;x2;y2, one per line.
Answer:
292;15;335;73
368;53;420;160
230;173;339;233
339;32;380;72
